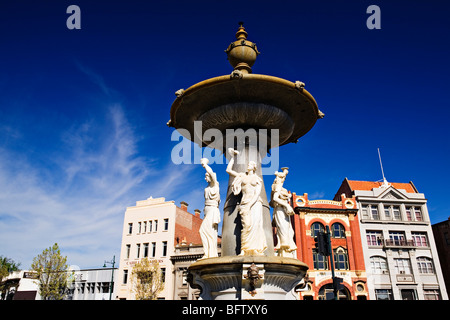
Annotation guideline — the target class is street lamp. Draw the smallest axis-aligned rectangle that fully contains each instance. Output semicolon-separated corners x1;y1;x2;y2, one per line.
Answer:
103;255;115;300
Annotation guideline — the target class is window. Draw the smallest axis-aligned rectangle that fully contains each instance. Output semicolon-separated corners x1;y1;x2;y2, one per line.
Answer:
400;289;417;300
394;258;412;274
370;256;389;274
388;231;406;246
136;244;141;258
411;232;428;247
128;223;133;235
313;249;328;270
361;205;369;219
161;268;166;283
154;220;158;232
366;231;382;246
382;205;401;220
424;289;441;300
123;270;128;284
392;206;401;220
361;204;379;220
414;207;423;221
375;289;393;300
143;243;149;258
148;221;152;232
152;242;156;257
311;222;325;238
126;244;131;259
334;247;349;270
318;283;350;300
331;223;345;238
162;241;168;256
417;257;434;274
164;218;169;231
406;207;412;221
180;268;188;285
371;206;380;220
102;283;110;293
384;208;391;220
138;222;142;233
143;221;147;233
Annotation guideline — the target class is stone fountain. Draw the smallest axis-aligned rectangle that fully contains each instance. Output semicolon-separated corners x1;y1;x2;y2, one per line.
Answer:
168;23;323;300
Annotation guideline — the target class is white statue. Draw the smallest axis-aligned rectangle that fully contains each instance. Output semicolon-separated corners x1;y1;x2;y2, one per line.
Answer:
270;167;297;257
199;158;221;259
226;148;267;256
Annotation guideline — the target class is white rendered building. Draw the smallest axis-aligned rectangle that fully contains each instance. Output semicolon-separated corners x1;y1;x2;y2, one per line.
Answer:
115;197;203;300
335;178;448;300
67;267;118;300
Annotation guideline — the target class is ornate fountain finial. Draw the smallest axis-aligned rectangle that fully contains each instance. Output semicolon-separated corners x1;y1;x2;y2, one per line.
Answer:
235;21;248;40
225;22;260;74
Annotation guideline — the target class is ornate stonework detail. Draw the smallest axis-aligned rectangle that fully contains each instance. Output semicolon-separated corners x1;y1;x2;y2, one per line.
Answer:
318;110;325;118
175;88;185;98
230;69;244;79
305;213;350;227
295;81;305;90
243;263;263;297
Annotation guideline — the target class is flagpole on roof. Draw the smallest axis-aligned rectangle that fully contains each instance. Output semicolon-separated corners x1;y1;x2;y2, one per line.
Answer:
378;148;389;187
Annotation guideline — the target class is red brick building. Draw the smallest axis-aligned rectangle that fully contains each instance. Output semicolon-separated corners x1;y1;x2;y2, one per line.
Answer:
291;192;368;300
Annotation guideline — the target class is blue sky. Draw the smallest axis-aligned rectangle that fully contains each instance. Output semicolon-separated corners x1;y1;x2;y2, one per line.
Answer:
0;0;449;269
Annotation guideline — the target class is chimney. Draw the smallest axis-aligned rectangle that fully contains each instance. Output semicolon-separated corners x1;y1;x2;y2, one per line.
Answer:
180;201;189;211
194;209;201;218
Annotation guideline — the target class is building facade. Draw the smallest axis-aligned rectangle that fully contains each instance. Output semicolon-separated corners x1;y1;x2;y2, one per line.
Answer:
1;270;40;300
335;178;448;300
170;243;205;300
432;217;450;294
67;267;117;300
291;192;368;300
115;197;204;300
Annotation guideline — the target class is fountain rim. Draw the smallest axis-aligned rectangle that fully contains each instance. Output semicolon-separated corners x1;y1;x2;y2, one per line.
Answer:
169;72;320;131
188;255;309;271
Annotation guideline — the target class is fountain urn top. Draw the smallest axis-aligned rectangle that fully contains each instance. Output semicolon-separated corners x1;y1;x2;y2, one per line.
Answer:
168;23;324;151
225;22;260;74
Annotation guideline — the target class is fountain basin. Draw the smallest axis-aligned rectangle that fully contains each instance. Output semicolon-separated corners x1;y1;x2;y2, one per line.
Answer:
169;73;321;149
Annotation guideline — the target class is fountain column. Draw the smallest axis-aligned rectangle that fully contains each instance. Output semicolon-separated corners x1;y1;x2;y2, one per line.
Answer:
222;137;274;257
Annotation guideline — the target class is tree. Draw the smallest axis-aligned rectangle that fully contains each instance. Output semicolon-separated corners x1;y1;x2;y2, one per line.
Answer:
31;243;70;300
131;258;164;300
0;256;21;299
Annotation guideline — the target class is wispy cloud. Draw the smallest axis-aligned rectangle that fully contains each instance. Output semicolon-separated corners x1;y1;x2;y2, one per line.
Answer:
0;104;154;268
0;102;207;269
0;62;208;269
74;61;113;97
309;191;326;199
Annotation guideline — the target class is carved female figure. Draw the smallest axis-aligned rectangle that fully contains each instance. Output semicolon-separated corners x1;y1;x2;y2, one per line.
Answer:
199;158;220;259
226;148;267;256
270;167;297;257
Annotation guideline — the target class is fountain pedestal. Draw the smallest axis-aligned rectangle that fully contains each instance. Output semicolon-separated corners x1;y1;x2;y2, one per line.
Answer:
188;256;308;300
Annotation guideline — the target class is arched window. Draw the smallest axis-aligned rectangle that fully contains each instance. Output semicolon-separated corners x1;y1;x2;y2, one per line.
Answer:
370;256;389;274
331;223;346;238
311;222;325;238
417;257;434;274
333;247;349;270
318;283;350;300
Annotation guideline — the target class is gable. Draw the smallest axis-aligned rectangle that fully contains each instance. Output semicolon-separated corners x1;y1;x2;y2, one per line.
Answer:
379;187;408;200
382;191;404;200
